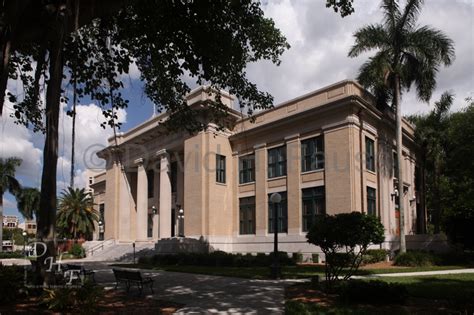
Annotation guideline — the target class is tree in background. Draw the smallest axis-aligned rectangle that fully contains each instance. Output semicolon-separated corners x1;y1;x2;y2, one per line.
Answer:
410;97;474;249
306;212;384;288
57;187;98;240
0;157;22;252
15;187;40;221
348;0;454;252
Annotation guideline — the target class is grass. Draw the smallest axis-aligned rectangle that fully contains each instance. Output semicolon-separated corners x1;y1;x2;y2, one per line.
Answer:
378;273;474;304
112;263;468;279
285;300;411;315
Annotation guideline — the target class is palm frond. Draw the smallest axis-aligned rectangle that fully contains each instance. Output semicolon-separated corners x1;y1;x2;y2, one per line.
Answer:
434;91;454;118
348;24;389;57
399;0;424;31
405;26;455;66
381;0;400;32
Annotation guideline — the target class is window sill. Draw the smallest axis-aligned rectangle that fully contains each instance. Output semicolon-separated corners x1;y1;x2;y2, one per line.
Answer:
237;234;256;237
301;169;324;175
239;181;255;186
267;175;287;181
366;169;377;175
216;182;227;186
266;232;288;236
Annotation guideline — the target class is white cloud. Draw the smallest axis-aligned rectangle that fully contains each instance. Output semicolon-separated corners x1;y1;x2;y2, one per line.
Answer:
251;0;473;114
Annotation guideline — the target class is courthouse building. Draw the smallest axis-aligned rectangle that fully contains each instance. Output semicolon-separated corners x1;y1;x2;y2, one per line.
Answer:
89;80;425;254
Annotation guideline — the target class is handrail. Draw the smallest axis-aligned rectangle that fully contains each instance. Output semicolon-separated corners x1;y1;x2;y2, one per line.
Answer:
84;238;115;256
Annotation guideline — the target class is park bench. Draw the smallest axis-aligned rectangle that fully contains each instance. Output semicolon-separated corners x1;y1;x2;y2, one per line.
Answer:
112;268;154;294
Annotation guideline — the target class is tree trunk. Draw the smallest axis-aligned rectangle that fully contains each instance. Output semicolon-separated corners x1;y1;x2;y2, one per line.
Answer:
395;75;406;253
0;192;4;253
70;96;76;188
37;4;68;283
0;39;11;116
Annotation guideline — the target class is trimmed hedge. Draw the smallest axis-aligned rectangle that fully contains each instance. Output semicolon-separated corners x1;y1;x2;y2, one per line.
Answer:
337;280;408;305
0;265;25;304
138;251;296;267
394;250;438;267
362;249;388;265
0;251;24;259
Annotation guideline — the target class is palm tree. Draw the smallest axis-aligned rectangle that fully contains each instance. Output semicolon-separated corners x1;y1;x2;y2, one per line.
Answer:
16;187;41;220
348;0;454;252
0;158;22;252
57;187;98;240
410;92;453;233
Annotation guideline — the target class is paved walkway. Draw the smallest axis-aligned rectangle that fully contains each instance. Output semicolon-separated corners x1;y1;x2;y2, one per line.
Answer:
89;262;286;314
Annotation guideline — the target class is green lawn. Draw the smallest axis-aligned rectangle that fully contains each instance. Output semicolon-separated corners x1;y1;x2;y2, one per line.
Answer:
112;263;467;279
378;273;474;304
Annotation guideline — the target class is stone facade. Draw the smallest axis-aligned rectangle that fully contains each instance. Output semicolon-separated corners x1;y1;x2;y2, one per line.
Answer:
89;80;425;254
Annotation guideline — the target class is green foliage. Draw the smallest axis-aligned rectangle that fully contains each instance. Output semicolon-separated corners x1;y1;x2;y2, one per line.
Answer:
138;251;295;268
0;251;24;259
57;187;98;239
41;281;104;313
292;252;304;263
362;249;388;265
69;243;85;258
15;187;40;220
306;212;385;285
2;228;31;245
337;280;408;305
394;251;437;267
0;265;25;304
326;0;355;17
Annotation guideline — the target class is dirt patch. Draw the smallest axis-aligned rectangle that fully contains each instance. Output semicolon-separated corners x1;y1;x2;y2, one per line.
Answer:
360;261;404;269
0;289;183;314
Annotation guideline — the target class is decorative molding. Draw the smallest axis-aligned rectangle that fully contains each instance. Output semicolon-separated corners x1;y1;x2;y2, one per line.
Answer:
155;149;169;158
253;143;266;150
284;133;300;142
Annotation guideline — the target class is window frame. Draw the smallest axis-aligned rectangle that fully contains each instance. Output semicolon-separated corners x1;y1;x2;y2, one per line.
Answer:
365;137;375;172
301;136;325;172
239;196;256;235
216;154;226;183
268;146;287;178
367;186;376;216
302;186;326;232
239;154;255;184
268;192;288;233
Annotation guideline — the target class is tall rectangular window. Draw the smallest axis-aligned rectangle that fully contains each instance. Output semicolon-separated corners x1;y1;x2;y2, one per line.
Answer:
301;136;324;172
239;197;256;235
147;170;154;198
239;154;255;184
268;192;288;233
302;187;325;232
216;154;226;183
367;187;376;216
268;146;286;178
365;137;375;172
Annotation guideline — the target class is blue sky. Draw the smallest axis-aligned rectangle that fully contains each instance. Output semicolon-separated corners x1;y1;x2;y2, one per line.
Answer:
2;0;473;222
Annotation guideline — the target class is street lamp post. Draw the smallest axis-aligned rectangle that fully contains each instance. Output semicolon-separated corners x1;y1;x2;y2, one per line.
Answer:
22;231;27;256
270;192;282;279
178;208;184;237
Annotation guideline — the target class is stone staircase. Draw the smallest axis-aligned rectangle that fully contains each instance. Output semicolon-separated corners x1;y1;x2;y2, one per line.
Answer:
82;240;155;262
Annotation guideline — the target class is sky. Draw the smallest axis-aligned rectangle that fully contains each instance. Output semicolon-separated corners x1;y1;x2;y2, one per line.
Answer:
1;0;473;221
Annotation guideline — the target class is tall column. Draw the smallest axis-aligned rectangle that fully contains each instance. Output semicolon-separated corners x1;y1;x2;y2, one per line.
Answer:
157;149;172;239
135;158;148;241
286;134;301;234
254;143;267;236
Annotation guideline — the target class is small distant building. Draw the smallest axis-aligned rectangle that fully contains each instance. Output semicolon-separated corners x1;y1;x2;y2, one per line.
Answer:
2;215;19;229
18;219;37;235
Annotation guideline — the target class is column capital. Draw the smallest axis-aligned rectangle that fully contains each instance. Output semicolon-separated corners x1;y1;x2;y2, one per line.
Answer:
284;133;300;142
253;143;266;150
134;158;145;166
156;149;169;158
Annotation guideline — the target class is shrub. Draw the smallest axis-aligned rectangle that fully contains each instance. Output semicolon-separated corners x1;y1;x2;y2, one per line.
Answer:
0;251;24;259
69;243;85;258
394;251;437;267
140;251;294;268
292;252;303;263
337;280;408;305
0;265;25;304
306;212;385;286
362;249;388;265
41;281;104;313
